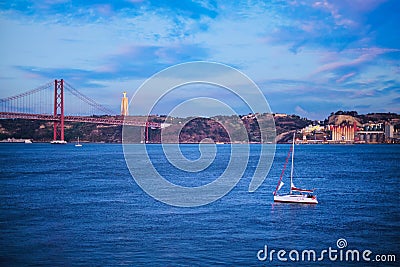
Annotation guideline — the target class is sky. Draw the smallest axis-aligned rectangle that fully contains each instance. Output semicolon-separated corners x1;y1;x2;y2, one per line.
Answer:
0;0;399;119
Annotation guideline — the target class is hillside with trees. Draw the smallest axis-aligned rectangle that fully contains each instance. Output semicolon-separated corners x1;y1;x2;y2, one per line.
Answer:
1;111;398;144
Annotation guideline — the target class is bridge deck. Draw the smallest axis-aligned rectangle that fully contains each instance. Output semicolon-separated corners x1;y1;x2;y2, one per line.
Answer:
0;112;161;128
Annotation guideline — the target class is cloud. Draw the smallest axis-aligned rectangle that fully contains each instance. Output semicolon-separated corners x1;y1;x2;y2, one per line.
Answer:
390;97;400;105
15;43;211;84
336;72;356;83
261;0;399;56
338;0;388;13
99;43;211;78
294;105;309;117
259;72;400;119
312;0;357;28
0;0;219;22
315;53;372;74
312;47;400;84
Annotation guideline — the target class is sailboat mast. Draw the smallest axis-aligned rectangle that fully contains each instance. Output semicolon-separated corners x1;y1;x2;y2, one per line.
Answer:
290;132;295;194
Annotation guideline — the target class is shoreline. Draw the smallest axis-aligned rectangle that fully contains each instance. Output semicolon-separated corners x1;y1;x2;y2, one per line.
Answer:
1;141;398;145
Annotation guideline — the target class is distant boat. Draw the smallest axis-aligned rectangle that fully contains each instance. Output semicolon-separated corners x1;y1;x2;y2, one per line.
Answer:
50;140;67;144
0;138;33;143
273;133;318;204
75;137;82;147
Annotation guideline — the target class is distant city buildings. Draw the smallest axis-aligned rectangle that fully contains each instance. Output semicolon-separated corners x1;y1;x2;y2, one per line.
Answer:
330;122;357;142
299;120;399;144
356;123;385;143
273;113;287;118
300;124;326;143
384;122;400;143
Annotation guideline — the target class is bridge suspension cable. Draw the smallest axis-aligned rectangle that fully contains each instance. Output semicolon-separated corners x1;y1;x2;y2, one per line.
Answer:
0;81;53;102
0;82;54;114
64;81;114;115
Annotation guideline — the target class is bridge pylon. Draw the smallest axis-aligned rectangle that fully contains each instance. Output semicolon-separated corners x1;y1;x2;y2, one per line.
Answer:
53;79;65;142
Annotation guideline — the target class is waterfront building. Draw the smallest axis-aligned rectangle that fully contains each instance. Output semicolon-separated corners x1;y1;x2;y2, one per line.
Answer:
330;122;357;142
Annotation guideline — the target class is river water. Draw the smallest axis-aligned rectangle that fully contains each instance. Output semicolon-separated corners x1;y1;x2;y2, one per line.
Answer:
0;143;399;266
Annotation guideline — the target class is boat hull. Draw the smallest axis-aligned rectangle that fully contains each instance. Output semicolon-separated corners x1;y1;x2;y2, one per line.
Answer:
50;140;67;144
274;194;318;204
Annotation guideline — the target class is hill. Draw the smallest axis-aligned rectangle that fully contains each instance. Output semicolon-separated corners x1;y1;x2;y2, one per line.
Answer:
0;111;398;143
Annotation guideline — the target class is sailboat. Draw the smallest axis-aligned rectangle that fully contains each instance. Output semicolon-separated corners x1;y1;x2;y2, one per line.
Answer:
273;133;318;204
75;137;82;147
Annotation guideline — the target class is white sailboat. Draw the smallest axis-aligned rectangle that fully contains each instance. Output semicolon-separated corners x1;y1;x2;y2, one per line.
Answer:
75;137;82;147
273;133;318;204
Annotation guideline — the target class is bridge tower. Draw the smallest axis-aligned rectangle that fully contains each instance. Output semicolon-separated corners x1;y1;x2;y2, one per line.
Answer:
53;79;65;142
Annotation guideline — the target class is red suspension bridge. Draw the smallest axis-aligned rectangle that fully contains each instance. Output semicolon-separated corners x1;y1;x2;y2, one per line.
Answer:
0;79;161;143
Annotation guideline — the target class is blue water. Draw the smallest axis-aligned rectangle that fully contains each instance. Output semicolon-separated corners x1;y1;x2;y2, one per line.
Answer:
0;144;399;266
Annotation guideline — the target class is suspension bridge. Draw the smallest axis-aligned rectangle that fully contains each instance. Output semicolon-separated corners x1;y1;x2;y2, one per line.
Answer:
0;79;161;143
